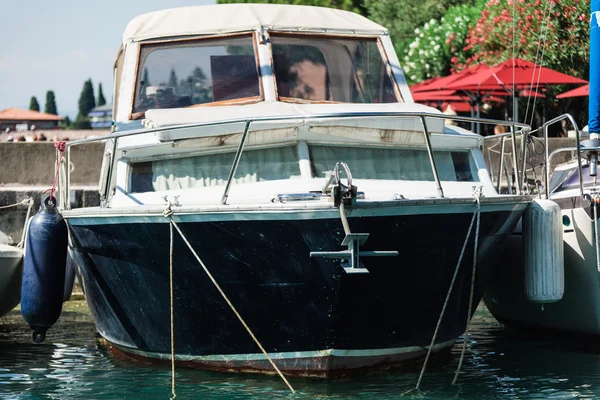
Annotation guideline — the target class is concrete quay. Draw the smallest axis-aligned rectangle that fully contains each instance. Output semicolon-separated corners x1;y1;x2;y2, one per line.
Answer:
0;141;104;242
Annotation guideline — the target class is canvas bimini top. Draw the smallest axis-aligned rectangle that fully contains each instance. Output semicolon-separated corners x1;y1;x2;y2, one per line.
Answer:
122;3;388;44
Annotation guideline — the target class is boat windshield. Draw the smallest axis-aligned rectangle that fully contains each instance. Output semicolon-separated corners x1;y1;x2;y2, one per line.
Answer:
133;35;260;114
271;35;398;103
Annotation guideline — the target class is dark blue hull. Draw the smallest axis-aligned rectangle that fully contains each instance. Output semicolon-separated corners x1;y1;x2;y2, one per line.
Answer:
67;204;523;377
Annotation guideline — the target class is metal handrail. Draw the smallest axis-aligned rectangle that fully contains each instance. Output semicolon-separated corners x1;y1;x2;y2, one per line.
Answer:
482;129;529;194
543;114;581;198
61;111;530;210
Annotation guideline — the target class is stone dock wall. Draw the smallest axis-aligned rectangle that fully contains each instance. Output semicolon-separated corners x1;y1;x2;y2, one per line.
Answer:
0;142;104;242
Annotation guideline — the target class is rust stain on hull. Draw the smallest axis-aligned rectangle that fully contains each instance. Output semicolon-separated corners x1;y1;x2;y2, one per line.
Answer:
99;339;454;380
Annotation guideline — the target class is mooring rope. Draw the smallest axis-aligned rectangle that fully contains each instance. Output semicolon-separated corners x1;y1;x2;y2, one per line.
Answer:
415;189;481;391
339;202;351;235
168;218;295;393
452;194;481;385
18;198;34;248
43;141;66;202
169;221;176;399
0;197;32;210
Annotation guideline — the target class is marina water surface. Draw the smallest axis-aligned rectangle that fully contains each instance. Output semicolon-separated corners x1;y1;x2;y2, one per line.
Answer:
0;302;598;399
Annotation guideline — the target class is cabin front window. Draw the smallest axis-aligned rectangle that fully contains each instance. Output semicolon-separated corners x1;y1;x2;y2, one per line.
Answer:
271;35;397;103
129;145;301;193
133;36;260;114
309;145;479;182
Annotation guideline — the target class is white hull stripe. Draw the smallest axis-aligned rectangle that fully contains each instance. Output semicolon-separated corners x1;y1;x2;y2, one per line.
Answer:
112;339;456;362
65;199;528;226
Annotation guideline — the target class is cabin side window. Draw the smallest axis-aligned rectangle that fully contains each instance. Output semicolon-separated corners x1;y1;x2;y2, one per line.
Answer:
270;35;397;104
133;35;260;114
129;145;301;193
308;145;479;182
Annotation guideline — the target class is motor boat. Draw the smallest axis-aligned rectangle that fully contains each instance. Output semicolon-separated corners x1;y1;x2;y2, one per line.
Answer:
46;4;532;378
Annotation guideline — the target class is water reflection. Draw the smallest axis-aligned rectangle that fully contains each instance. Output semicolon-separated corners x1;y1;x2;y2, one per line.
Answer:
1;308;600;399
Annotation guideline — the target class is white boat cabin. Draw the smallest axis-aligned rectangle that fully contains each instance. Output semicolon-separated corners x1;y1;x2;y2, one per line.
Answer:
99;4;498;209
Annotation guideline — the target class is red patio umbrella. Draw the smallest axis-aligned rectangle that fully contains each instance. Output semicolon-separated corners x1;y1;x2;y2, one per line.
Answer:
415;64;490;92
447;58;584;123
446;58;587;91
411;90;461;101
410;76;443;93
557;84;590;99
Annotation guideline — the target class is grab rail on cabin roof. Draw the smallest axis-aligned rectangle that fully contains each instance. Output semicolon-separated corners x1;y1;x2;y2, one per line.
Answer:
59;111;530;210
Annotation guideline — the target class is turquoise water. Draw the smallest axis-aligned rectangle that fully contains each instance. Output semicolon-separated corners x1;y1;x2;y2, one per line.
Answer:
1;306;599;399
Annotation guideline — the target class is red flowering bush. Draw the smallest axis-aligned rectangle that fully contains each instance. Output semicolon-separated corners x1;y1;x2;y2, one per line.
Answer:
460;0;589;79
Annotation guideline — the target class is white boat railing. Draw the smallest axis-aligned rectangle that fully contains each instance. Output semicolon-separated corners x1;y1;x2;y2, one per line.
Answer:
542;114;583;198
58;111;530;210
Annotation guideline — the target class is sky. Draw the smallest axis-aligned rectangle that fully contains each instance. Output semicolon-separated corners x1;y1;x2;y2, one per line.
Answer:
0;0;215;119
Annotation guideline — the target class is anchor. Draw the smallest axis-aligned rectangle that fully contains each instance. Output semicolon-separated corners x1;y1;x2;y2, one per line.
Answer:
311;162;398;274
310;232;398;274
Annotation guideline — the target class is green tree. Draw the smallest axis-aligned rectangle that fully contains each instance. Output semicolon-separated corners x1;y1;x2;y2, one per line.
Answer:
364;0;479;60
60;115;71;129
44;90;58;115
216;0;367;17
403;1;484;83
97;83;106;106
29;96;40;112
72;79;95;129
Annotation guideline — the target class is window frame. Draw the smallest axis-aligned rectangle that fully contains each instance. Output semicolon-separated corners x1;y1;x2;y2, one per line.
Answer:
268;32;402;104
129;32;264;120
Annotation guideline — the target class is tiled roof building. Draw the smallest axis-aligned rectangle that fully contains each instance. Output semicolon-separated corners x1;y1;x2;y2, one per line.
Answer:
0;108;64;132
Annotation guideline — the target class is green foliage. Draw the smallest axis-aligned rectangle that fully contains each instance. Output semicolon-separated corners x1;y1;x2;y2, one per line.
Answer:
403;1;485;83
71;114;91;130
97;83;106;107
216;0;367;17
28;96;40;112
59;115;71;129
44;91;58;115
461;0;589;80
364;0;478;60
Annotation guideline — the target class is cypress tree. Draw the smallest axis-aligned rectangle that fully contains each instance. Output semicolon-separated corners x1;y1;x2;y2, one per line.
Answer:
78;79;96;116
169;68;178;89
97;83;106;106
29;96;40;112
44;91;58;115
142;68;150;86
72;79;95;129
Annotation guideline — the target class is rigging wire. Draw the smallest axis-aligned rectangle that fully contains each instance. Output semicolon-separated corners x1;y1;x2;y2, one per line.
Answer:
512;0;516;122
524;1;552;125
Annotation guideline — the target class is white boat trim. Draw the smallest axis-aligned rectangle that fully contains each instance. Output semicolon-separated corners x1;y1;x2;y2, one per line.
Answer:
63;196;530;225
112;338;456;362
